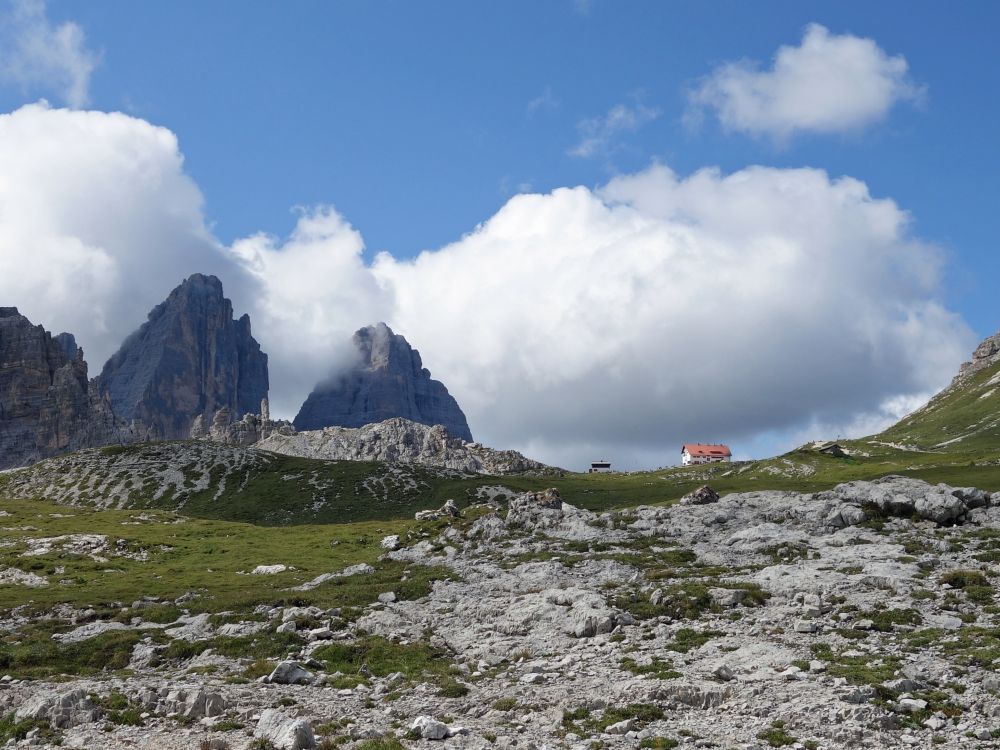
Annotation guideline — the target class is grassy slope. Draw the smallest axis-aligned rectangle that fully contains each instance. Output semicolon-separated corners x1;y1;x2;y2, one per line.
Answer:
879;362;1000;451
0;498;461;614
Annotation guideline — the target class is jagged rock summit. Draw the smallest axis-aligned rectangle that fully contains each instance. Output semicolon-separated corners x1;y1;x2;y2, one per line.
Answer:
953;329;1000;386
0;307;123;469
96;274;269;440
293;322;473;442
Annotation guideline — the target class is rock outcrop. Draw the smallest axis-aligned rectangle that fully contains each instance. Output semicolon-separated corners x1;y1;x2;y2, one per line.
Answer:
293;323;473;442
0;307;125;469
258;417;548;474
954;329;1000;384
189;399;294;447
96;274;269;440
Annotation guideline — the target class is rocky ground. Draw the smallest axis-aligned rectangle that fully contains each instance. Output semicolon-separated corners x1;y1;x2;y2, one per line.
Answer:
3;476;1000;749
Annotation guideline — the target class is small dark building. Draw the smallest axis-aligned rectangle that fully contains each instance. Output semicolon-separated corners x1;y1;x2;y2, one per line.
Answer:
815;441;846;457
589;460;612;473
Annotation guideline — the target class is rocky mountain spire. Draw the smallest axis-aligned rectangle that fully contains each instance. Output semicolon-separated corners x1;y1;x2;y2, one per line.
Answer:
0;307;124;469
96;274;269;440
293;322;473;442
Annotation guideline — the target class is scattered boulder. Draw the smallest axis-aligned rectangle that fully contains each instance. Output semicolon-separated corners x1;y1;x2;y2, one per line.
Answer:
217;620;270;637
251;564;289;575
290;562;374;592
164;613;214;641
151;687;226;719
650;683;731;710
0;567;49;587
410;716;452;740
52;620;134;643
416;498;462;521
708;587;747;608
712;664;735;681
128;641;162;670
679;485;720;506
896;697;928;714
506;488;564;529
15;688;101;728
605;718;636;735
822;476;979;526
255;709;316;750
520;488;563;510
267;660;314;685
824;503;867;529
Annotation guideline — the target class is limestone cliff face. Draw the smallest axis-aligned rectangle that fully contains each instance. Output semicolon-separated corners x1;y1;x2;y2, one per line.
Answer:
293;323;473;442
96;274;269;440
0;308;124;469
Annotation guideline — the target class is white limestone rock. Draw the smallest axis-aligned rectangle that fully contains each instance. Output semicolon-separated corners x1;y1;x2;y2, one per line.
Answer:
411;715;451;740
255;709;316;749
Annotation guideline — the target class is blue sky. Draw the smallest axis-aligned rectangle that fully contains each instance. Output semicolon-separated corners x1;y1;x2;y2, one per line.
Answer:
18;1;996;330
0;1;998;467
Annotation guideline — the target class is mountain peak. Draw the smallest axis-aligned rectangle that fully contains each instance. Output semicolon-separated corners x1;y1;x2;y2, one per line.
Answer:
176;273;224;294
957;330;1000;382
96;275;268;439
293;322;473;441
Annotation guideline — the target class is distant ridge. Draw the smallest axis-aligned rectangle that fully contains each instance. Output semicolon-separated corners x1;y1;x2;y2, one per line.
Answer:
261;417;544;474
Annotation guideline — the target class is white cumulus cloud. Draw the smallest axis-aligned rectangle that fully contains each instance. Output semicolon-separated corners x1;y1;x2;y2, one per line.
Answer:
374;163;971;467
0;0;99;108
0;103;973;469
688;23;922;140
0;103;227;367
229;208;393;417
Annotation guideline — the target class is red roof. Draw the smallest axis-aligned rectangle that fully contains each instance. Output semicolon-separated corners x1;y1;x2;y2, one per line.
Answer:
682;443;731;457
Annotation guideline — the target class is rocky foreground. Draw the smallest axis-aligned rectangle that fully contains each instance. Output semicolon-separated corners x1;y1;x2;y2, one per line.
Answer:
3;476;1000;749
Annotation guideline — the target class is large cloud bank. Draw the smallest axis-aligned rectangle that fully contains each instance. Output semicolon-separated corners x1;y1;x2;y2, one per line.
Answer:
0;104;972;468
688;23;921;140
0;104;228;347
